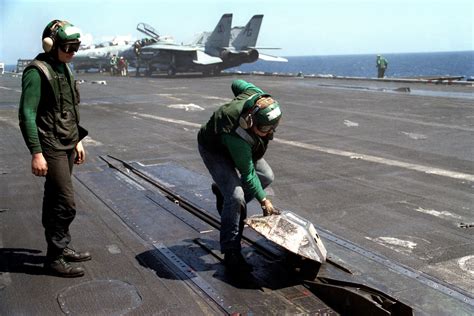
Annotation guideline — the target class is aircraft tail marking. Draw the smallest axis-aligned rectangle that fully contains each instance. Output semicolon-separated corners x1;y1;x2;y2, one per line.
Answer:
205;13;232;49
231;15;263;50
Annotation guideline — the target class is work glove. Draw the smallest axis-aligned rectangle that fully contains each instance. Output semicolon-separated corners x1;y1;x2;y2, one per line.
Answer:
260;199;280;216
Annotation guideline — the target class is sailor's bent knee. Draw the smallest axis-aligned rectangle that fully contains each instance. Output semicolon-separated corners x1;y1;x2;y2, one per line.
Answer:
260;169;274;188
229;187;246;209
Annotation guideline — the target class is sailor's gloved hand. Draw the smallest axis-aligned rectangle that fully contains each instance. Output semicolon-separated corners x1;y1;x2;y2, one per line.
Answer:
261;199;279;216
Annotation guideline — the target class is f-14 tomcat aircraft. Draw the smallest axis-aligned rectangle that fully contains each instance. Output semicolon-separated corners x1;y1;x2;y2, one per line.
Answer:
120;14;287;76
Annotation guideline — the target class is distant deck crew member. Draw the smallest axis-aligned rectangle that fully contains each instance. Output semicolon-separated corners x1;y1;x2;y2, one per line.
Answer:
197;79;282;273
376;54;388;78
109;54;118;76
18;19;91;277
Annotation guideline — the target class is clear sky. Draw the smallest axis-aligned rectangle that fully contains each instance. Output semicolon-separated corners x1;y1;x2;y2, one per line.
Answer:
1;0;473;64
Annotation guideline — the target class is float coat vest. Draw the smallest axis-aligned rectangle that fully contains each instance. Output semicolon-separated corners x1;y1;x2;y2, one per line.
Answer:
198;89;269;161
24;53;86;150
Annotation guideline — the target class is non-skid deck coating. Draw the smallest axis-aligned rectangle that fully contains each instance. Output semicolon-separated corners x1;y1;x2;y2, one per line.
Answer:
1;72;473;315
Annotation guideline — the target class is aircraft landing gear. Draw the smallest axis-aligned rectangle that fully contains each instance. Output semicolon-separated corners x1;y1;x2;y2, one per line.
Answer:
213;66;221;75
167;66;176;76
145;64;155;77
202;66;221;76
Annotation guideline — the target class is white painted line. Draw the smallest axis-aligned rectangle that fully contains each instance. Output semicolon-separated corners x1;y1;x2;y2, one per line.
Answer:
121;111;474;183
154;93;183;101
458;255;474;276
202;95;230;101
125;111;201;128
168;104;204;111
273;138;474;182
0;86;21;93
414;207;462;220
401;131;427;140
365;236;417;255
286;101;474;132
0;116;20;128
82;136;103;147
343;120;359;127
106;244;122;254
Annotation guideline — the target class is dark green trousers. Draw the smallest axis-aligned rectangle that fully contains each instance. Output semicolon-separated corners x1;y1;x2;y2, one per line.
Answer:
41;147;76;260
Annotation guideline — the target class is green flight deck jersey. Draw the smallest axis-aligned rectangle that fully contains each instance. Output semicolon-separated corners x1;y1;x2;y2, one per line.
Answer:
198;79;272;202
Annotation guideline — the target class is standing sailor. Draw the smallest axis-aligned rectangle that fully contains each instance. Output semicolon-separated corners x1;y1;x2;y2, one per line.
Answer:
376;54;389;78
18;20;91;277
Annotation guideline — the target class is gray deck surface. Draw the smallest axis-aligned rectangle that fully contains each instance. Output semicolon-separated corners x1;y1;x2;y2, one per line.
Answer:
0;72;473;315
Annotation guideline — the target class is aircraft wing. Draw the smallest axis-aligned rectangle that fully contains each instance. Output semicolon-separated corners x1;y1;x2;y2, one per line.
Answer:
193;50;223;65
142;43;223;64
144;43;197;51
258;53;288;62
142;43;222;65
227;47;288;62
241;46;288;62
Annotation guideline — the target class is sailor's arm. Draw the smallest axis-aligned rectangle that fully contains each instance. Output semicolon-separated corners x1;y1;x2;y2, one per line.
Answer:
222;134;276;215
231;79;264;97
19;68;47;176
19;68;42;154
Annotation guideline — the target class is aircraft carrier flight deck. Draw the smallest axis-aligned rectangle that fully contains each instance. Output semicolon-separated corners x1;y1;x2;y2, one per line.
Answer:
0;72;473;315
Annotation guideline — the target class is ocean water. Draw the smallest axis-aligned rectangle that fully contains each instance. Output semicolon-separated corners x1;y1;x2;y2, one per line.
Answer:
230;51;474;79
5;51;473;79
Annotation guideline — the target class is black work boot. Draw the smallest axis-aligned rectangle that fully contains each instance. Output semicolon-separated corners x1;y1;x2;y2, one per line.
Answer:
224;250;253;273
45;257;85;278
63;247;92;262
211;183;223;215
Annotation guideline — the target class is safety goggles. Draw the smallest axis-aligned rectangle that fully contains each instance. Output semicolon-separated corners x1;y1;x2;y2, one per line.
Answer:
59;42;81;53
257;122;278;133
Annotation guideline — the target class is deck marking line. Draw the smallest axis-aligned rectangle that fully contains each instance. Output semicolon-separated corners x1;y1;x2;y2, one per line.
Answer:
123;111;474;182
274;138;474;182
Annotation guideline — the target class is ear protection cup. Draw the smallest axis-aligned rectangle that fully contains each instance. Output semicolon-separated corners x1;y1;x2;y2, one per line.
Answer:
42;37;55;53
238;93;265;129
239;105;260;129
42;20;63;53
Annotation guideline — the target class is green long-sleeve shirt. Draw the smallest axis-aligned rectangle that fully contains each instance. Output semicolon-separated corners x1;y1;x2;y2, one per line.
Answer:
221;132;267;201
198;79;269;201
19;68;43;153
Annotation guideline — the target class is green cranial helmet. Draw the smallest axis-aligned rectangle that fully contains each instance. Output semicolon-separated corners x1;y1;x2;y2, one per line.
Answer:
42;20;81;53
255;98;282;130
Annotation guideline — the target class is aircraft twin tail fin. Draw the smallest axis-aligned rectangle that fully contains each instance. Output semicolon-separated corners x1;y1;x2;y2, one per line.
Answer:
231;14;263;50
205;13;233;49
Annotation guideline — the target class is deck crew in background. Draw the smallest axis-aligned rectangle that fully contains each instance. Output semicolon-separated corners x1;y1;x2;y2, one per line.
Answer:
109;54;118;76
197;79;282;273
18;19;91;277
376;54;388;78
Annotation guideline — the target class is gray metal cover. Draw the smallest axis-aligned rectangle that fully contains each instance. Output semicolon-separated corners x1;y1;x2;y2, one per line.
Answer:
245;211;327;263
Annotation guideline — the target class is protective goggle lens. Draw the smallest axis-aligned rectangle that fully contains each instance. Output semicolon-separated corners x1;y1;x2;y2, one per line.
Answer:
257;122;278;133
59;42;80;53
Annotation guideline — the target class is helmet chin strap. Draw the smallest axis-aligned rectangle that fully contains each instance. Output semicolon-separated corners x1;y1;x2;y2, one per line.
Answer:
45;47;61;62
